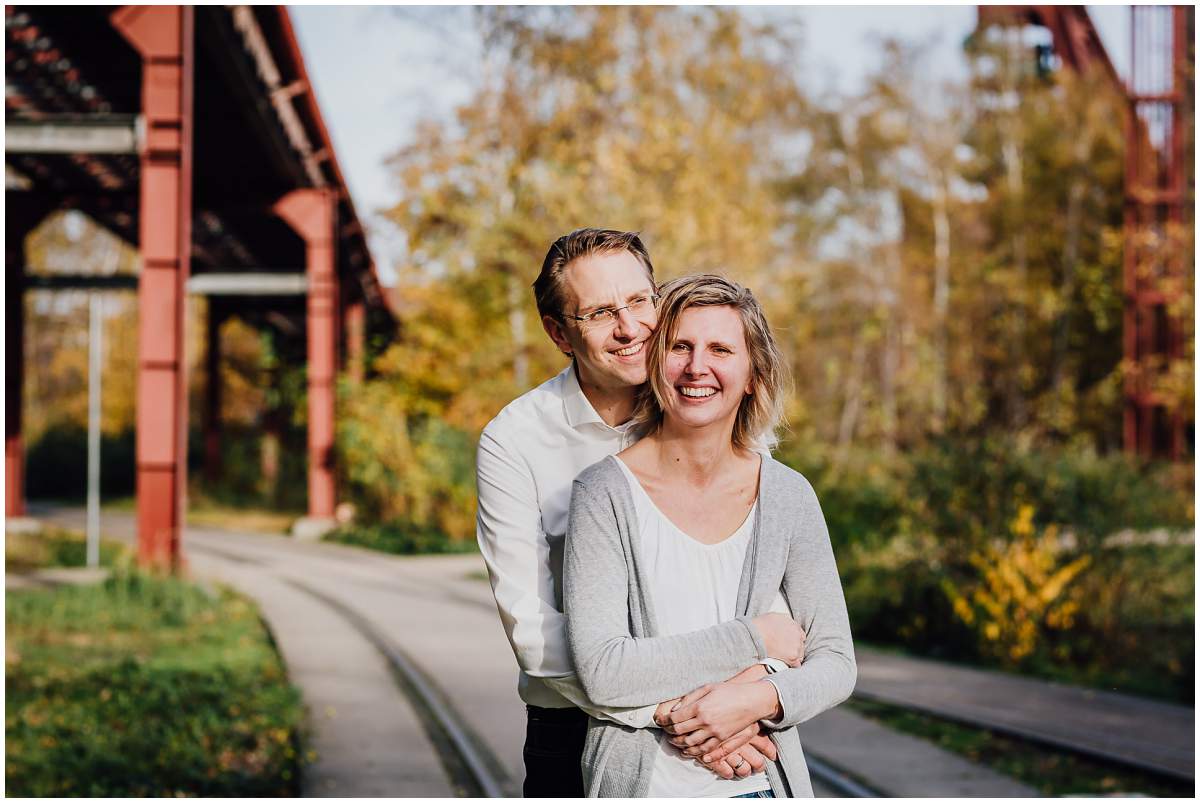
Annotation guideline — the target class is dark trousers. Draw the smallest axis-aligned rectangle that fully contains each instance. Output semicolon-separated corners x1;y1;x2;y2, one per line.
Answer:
523;704;587;797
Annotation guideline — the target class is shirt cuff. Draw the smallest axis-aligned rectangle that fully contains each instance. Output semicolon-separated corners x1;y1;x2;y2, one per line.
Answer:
759;658;790;674
759;674;788;729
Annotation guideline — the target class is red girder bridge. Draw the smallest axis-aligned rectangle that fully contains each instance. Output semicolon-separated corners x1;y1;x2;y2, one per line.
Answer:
5;6;393;570
977;5;1194;459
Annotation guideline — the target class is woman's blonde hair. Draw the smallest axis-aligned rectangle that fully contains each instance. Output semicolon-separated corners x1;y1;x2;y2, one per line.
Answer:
633;274;790;451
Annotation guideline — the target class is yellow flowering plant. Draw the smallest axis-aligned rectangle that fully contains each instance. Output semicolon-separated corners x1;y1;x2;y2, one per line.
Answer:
942;504;1092;666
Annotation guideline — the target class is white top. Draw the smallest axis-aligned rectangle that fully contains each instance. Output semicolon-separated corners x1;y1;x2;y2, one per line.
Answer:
615;458;776;798
475;364;659;726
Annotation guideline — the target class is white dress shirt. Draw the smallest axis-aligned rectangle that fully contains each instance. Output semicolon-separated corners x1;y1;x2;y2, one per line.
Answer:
475;363;660;727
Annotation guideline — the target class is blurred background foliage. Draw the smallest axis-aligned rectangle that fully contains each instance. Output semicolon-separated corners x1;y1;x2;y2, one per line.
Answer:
22;7;1192;698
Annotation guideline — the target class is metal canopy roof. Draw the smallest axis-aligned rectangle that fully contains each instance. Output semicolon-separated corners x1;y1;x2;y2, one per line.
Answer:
5;4;387;313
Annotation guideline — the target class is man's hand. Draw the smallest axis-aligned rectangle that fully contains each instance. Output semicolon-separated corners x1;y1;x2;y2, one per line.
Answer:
653;697;682;728
664;681;782;745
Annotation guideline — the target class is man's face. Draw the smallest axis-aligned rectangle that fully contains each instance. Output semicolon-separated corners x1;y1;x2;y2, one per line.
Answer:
542;250;658;393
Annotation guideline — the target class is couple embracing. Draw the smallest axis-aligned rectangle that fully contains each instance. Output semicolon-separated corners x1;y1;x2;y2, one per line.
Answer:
477;229;856;798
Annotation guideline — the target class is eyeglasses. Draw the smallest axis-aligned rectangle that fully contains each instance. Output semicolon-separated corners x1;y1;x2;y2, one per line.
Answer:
563;294;660;328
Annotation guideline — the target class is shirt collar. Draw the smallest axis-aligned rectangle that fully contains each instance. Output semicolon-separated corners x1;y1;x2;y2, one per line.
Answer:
561;362;635;434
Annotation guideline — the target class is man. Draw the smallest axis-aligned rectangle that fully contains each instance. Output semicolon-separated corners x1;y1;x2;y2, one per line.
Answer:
476;228;798;796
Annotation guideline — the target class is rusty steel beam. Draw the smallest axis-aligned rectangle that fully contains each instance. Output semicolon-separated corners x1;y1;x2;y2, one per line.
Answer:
274;188;338;527
229;6;325;187
111;4;195;572
5;115;142;155
977;5;1119;81
186;272;307;295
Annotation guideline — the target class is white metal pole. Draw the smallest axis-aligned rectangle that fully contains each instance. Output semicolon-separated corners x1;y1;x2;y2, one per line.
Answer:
86;293;102;568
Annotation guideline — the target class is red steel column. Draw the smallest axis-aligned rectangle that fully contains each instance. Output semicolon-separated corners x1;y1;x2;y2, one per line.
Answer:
5;202;50;518
112;6;194;571
275;189;338;522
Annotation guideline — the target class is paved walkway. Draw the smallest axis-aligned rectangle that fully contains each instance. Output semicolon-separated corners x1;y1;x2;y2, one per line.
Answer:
855;646;1195;780
12;506;1194;796
186;550;457;797
797;707;1035;796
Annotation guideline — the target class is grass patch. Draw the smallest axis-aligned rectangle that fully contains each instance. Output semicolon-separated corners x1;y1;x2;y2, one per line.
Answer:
323;520;478;556
5;528;125;573
846;697;1191;797
186;505;299;536
101;496;136;512
5;570;304;797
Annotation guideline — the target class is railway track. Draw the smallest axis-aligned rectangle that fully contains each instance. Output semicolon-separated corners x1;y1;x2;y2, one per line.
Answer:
36;508;1190;796
284;571;876;798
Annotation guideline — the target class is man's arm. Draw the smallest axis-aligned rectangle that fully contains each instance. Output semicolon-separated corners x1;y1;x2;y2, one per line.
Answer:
475;427;659;728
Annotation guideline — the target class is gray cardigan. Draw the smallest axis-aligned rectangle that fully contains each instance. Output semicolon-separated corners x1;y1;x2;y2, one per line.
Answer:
563;454;857;797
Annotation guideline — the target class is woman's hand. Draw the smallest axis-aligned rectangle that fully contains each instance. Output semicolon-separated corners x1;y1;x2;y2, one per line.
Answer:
655;664;765;732
751;613;806;667
675;721;780;765
664;680;782;745
696;736;776;779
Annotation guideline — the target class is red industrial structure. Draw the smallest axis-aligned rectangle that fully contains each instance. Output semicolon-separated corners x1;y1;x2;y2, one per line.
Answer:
6;6;392;569
976;5;1194;459
1123;6;1192;459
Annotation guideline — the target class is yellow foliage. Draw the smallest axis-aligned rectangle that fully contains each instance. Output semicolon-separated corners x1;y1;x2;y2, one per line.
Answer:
942;515;1092;666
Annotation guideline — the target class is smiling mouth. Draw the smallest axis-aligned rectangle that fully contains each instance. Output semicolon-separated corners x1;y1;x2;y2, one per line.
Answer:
613;342;644;357
679;386;716;398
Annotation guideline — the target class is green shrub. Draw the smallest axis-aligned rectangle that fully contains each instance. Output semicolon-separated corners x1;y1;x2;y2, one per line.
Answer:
25;425;136;501
338;377;478;543
776;437;1194;702
186;422;309;512
5;528;125;573
323;519;478;556
5;571;304;796
1035;544;1194;702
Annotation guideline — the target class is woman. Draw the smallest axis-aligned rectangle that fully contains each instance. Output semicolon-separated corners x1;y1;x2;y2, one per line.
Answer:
563;274;856;797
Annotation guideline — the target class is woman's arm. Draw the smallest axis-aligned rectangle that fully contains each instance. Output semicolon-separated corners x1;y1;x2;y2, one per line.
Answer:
758;477;856;729
564;475;773;708
663;477;855;751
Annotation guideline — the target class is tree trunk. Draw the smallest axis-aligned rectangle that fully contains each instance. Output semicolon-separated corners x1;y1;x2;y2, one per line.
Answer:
1052;128;1094;391
880;240;901;455
931;171;951;431
833;332;869;474
1002;26;1028;430
507;271;528;389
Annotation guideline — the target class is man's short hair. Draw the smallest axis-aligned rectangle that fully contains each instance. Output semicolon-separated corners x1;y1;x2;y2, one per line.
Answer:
533;228;656;320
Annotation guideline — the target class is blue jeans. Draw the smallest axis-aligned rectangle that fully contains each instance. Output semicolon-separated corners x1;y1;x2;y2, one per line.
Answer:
733;792;775;798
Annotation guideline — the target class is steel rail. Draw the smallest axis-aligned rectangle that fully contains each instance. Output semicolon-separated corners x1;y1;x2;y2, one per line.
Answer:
285;578;514;798
806;754;878;798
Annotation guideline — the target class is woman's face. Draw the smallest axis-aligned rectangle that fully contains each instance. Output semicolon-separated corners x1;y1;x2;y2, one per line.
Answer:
661;304;754;435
